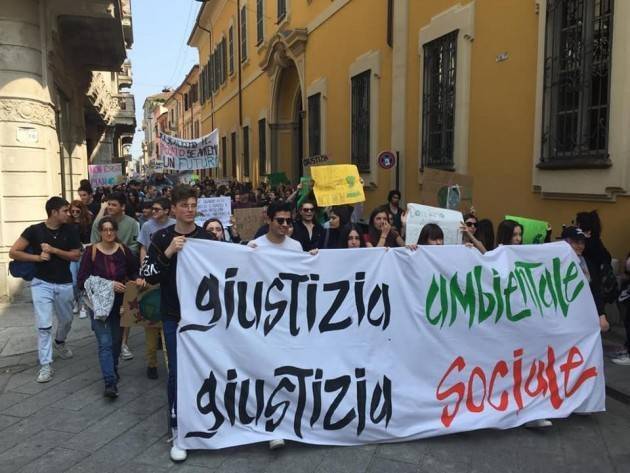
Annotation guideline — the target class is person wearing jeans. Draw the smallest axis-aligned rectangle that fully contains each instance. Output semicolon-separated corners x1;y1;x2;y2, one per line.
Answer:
90;296;123;390
9;197;81;383
141;185;215;462
78;217;140;398
31;279;74;368
162;319;178;426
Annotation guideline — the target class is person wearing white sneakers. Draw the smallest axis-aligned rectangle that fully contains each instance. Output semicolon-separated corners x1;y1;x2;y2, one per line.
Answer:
91;192;139;362
9;197;81;383
248;201;308;451
141;185;216;462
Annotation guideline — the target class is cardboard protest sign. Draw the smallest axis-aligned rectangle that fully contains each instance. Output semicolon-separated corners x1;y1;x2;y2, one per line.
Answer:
506;215;549;244
176;240;605;449
311;164;365;207
405;203;463;245
195;197;232;228
88;164;123;187
233;206;267;241
160;129;219;171
303;154;330;168
420;168;473;211
121;282;162;328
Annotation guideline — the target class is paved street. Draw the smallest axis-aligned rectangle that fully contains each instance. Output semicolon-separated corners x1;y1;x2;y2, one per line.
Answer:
0;301;628;473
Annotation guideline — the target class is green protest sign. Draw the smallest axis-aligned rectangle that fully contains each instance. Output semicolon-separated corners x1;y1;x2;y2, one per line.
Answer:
297;177;313;207
506;215;549;244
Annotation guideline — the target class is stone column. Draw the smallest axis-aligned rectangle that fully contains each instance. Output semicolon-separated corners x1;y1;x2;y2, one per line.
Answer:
0;0;59;301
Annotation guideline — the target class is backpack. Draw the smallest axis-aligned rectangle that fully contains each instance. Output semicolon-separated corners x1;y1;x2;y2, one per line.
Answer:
600;262;620;304
8;247;36;281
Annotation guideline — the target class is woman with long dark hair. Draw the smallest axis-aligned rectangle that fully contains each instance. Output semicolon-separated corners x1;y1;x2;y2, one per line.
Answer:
576;210;612;333
475;219;495;251
319;205;353;249
340;224;366;249
203;218;241;243
418;223;444;245
70;200;92;244
366;206;405;248
496;219;523;246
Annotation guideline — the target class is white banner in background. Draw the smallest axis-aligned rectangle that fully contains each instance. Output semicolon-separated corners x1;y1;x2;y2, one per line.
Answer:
405;203;463;245
159;129;219;170
176;241;605;450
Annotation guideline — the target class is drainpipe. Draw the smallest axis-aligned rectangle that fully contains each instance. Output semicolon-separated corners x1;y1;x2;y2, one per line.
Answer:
195;21;215;130
236;0;243;126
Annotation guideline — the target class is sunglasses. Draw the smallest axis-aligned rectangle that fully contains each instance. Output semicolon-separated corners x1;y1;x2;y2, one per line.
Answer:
465;221;477;227
151;207;164;212
301;207;315;213
273;217;293;225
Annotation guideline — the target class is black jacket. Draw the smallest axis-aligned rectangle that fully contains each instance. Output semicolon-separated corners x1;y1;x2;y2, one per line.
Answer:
292;221;323;252
140;224;214;322
583;236;612;314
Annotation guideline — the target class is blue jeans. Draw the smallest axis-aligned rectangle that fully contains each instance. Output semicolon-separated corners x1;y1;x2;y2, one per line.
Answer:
31;278;74;365
163;319;178;428
90;294;123;387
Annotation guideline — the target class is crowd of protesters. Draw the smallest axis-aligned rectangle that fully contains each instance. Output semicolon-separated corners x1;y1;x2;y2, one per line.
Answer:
8;174;630;462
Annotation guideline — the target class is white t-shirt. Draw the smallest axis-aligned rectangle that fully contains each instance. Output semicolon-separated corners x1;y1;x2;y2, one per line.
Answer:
250;234;303;252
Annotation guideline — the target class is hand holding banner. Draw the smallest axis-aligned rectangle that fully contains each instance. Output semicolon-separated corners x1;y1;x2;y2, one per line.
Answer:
311;164;365;207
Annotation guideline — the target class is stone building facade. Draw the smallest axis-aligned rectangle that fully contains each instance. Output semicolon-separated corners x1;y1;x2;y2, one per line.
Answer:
0;0;135;301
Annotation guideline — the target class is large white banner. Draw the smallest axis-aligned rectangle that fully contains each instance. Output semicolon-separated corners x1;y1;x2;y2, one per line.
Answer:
160;129;219;171
176;241;605;449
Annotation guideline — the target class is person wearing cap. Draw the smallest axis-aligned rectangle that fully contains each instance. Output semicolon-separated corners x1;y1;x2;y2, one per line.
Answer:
562;226;609;333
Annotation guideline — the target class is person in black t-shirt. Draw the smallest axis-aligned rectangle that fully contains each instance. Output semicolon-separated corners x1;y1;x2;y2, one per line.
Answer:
140;185;215;463
9;197;81;384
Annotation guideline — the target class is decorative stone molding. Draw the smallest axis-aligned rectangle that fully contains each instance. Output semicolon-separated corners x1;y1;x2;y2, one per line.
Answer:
259;29;308;76
0;97;56;128
87;72;120;125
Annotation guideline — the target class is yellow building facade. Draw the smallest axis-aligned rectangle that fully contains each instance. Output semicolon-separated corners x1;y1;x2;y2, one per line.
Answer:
189;0;630;259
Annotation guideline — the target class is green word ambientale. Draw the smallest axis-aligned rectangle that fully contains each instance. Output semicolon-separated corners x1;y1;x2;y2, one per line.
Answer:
425;258;585;328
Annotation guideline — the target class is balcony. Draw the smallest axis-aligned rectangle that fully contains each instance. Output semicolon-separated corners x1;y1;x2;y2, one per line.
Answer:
121;0;134;48
114;94;136;129
118;60;133;90
56;0;130;71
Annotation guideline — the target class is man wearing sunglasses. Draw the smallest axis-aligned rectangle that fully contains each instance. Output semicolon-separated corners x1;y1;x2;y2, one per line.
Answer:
247;202;300;451
138;197;175;262
248;201;302;252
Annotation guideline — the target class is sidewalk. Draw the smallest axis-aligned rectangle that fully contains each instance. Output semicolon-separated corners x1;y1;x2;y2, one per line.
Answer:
0;302;628;473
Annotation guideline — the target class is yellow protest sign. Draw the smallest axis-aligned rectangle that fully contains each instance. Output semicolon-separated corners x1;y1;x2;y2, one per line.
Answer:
311;164;365;207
